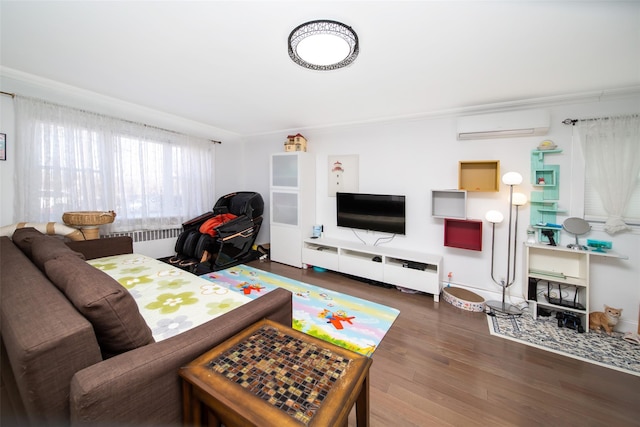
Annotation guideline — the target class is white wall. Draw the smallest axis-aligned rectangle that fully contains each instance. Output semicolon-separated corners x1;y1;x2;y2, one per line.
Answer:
241;94;640;332
0;94;15;226
0;74;638;332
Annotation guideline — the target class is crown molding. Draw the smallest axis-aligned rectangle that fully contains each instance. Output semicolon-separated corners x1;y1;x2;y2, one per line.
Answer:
3;65;638;140
246;86;640;138
0;66;241;143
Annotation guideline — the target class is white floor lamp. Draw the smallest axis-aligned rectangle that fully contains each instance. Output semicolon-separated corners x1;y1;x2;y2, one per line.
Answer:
485;171;527;315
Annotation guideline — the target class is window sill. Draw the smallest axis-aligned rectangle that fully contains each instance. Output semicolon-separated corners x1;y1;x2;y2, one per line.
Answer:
586;220;640;235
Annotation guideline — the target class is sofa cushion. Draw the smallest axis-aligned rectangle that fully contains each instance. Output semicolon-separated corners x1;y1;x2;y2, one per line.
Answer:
45;254;154;357
32;235;85;271
12;227;86;270
11;227;46;259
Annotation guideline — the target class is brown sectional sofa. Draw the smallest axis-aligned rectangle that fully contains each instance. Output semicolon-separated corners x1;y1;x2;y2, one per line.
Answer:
0;228;292;426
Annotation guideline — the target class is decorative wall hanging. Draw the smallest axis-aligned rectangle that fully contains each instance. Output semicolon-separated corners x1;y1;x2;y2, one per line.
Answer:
328;155;359;196
0;133;6;161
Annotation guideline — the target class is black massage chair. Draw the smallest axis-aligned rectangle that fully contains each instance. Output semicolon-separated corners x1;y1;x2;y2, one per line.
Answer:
167;191;265;273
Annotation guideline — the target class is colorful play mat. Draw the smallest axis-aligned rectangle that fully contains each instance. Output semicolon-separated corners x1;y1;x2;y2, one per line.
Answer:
201;265;400;356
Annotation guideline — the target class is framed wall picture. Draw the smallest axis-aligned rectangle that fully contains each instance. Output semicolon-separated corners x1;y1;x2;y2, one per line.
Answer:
328;154;359;196
0;133;6;161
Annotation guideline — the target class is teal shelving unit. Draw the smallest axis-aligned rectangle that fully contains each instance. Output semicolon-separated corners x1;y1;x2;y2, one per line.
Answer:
530;149;564;243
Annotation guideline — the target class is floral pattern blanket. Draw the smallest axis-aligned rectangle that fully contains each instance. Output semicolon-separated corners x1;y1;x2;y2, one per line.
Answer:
87;253;251;341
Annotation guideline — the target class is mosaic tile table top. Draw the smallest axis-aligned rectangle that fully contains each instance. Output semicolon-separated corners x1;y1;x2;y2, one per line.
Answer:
179;319;372;427
201;264;400;356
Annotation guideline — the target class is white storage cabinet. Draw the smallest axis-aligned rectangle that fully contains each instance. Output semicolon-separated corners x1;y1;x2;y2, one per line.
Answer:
525;243;627;328
270;152;315;268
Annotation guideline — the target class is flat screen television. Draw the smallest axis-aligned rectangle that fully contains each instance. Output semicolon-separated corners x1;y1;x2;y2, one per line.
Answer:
336;192;406;235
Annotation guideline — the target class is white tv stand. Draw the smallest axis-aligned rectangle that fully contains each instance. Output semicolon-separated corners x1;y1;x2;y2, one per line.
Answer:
302;237;443;301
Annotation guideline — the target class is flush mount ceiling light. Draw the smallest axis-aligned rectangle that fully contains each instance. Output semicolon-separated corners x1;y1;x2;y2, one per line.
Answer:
288;20;359;71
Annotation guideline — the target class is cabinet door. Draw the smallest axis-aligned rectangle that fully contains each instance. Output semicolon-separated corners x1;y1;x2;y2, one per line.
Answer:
271;224;302;268
339;249;384;282
271;154;299;188
271;191;298;226
384;264;439;294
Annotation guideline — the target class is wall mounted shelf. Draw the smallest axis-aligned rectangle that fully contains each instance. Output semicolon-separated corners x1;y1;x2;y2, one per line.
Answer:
444;218;483;251
531;149;562;161
529;149;563;243
533;169;557;186
458;160;500;192
431;189;467;219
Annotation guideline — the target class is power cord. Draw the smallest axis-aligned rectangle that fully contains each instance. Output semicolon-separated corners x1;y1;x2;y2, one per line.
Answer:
374;234;396;246
484;306;523;318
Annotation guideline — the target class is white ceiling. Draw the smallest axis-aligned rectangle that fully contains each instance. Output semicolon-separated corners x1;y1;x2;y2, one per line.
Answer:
1;1;639;137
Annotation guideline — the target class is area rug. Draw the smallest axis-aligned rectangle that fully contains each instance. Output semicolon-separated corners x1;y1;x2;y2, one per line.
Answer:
201;265;400;356
487;311;640;376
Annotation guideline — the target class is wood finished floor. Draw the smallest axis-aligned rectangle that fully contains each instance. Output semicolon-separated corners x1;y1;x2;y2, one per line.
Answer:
246;259;640;427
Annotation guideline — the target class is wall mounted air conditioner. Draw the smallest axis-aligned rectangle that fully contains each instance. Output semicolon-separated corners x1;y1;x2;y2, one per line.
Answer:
457;109;550;140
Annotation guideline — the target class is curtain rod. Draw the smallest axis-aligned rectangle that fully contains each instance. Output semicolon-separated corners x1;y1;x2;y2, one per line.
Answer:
4;92;222;144
562;114;639;126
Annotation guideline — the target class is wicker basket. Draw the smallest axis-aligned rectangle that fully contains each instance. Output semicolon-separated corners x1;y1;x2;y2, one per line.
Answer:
62;211;116;240
62;211;116;226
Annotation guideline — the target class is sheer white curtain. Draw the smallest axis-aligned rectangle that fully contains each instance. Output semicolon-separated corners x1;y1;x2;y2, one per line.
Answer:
14;96;216;233
577;115;640;234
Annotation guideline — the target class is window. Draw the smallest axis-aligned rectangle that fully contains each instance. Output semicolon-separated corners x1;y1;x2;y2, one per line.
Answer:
15;97;216;233
577;115;640;232
584;172;640;225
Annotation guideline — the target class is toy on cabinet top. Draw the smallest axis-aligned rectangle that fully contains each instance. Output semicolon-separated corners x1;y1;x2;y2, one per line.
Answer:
589;305;623;335
537;140;558;150
284;133;307;152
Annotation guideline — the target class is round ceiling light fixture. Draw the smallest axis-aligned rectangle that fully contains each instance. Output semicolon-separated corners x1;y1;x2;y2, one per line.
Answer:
288;20;359;71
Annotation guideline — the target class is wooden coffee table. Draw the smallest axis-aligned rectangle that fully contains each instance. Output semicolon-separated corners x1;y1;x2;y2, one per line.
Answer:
179;318;372;427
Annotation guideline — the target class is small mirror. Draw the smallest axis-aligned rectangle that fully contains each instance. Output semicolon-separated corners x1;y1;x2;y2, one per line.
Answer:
563;217;591;250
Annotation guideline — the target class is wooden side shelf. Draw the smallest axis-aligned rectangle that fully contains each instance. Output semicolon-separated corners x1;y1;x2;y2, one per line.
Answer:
525;243;627;326
458;160;500;192
444;218;483;251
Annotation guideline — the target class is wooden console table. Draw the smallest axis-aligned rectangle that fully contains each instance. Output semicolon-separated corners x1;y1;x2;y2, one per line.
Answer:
179;319;372;427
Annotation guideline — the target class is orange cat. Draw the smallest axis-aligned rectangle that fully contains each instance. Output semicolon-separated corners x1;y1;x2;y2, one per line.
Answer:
589;305;622;335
